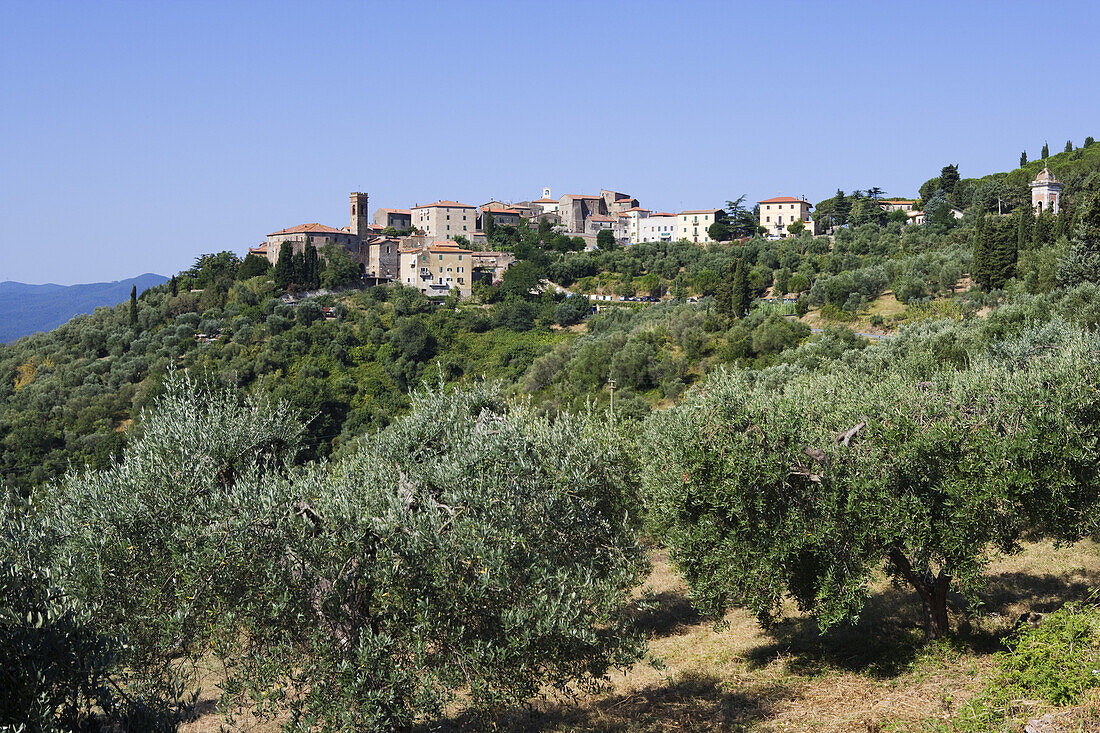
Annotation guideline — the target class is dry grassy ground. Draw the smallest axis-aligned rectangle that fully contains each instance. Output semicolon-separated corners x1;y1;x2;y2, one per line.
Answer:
184;541;1100;732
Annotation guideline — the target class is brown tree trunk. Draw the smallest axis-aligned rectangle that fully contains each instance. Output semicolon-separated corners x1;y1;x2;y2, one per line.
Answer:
889;548;951;639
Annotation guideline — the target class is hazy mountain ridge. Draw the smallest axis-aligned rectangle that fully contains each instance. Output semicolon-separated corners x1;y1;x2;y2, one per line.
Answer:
0;273;168;343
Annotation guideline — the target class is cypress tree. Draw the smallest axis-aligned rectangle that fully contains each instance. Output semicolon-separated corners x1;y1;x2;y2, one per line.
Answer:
274;242;294;289
1041;141;1049;159
731;260;750;318
1018;207;1033;252
169;275;178;297
1032;210;1053;249
939;164;960;195
1053;210;1067;241
992;221;1017;289
307;244;320;289
291;251;306;288
972;215;991;289
129;285;138;325
1020;151;1028;167
714;264;734;321
1065;140;1074;153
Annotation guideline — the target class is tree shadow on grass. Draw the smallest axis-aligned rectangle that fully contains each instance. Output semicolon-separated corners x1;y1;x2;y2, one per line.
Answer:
440;672;778;732
744;566;1100;680
629;589;704;638
744;584;928;678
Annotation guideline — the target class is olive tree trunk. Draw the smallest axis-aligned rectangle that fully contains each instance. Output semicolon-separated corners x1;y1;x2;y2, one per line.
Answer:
889;548;951;639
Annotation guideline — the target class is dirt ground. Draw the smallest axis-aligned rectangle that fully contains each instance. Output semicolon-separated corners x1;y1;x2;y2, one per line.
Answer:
183;541;1100;732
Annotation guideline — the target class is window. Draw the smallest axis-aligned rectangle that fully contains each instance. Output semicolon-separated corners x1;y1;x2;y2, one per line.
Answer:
439;254;443;260
766;217;770;223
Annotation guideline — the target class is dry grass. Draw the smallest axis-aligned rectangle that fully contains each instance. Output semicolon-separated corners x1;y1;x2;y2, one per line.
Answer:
184;541;1100;732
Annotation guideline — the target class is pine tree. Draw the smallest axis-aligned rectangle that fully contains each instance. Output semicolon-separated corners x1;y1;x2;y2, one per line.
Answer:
1057;192;1100;285
129;285;138;325
1086;137;1095;149
939;164;960;195
833;189;851;226
1042;141;1049;159
1020;151;1028;167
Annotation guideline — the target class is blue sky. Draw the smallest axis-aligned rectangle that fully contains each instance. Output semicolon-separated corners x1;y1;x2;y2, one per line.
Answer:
2;0;1098;284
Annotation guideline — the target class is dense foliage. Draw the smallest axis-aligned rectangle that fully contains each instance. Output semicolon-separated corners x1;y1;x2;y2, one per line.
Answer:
2;375;648;730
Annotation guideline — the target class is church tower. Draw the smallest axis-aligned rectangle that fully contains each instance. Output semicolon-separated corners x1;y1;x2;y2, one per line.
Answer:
350;192;369;236
1030;168;1062;215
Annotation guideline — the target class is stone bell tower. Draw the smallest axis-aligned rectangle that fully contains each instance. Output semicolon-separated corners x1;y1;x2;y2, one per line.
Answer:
350;192;369;236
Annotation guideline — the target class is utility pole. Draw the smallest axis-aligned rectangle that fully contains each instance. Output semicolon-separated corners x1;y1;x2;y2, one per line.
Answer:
608;374;616;415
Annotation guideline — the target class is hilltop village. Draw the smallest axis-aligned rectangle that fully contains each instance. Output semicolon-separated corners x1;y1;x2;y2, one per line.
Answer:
246;173;1062;301
250;189;827;298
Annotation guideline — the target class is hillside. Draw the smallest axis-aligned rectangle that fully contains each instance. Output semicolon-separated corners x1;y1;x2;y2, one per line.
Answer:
7;175;1100;729
0;273;167;343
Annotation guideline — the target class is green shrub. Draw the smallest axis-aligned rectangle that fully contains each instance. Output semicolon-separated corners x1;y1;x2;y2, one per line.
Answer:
951;602;1100;731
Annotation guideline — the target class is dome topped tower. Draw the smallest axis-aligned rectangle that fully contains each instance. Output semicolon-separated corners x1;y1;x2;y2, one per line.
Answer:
1030;168;1062;215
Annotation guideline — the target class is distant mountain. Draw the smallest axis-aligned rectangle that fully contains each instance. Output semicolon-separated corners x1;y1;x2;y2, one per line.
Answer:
0;273;168;343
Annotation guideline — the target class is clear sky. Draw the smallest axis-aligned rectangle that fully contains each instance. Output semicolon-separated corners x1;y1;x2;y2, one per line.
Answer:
2;0;1098;284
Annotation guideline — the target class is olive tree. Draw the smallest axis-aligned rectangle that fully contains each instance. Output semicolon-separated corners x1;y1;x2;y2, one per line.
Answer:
6;373;647;730
642;324;1100;639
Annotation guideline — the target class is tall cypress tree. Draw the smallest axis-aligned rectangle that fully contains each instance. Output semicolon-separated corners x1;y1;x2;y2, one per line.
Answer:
1065;140;1074;153
1018;207;1033;251
1020;151;1028;167
1041;141;1049;159
169;275;178;297
731;260;750;318
274;241;295;289
972;215;992;289
992;220;1017;289
129;285;138;325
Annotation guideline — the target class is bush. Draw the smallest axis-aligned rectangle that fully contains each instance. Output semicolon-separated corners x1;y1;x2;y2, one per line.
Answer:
953;602;1100;730
554;295;591;326
4;376;649;731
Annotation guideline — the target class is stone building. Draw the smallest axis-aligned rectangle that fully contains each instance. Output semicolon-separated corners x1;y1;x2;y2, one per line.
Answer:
1030;167;1062;214
263;223;361;265
478;204;523;230
350;192;370;236
363;236;400;280
758;196;813;237
373;208;412;230
411;200;476;237
558;194;608;233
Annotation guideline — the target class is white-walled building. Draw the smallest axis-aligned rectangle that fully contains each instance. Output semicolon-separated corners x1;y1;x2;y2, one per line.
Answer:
638;212;678;242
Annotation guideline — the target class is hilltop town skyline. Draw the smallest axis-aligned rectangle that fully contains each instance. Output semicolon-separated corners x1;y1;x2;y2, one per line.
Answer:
3;0;1100;284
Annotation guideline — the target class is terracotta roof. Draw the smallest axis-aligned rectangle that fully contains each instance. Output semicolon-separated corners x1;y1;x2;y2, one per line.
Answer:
621;207;650;213
411;200;475;209
480;205;522;215
268;223;348;236
533;198;558;203
248;245;268;254
377;208;412;215
907;211;924;217
588;215;615;222
679;209;721;215
758;196;810;204
649;212;676;217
